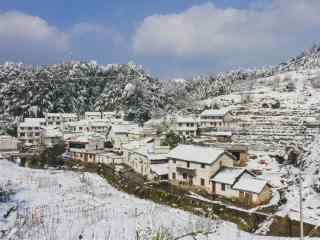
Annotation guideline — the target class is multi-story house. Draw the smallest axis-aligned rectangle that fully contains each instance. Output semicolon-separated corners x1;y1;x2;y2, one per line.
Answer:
0;135;19;152
175;116;198;137
45;113;78;130
64;120;110;134
67;133;105;162
199;107;235;129
167;144;271;206
167;144;235;193
18;118;45;146
84;112;117;121
123;137;170;180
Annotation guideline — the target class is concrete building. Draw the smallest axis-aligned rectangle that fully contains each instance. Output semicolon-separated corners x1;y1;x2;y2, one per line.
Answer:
0;135;19;152
108;124;157;151
211;167;272;206
167;144;235;193
199;108;235;129
123;138;170;180
84;112;117;121
67;133;105;162
175;116;198;137
45;113;78;129
41;127;63;148
64;120;109;134
18;118;45;146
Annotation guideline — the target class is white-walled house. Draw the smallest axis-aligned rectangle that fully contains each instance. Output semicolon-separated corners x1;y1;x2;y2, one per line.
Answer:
211;167;272;206
84;112;117;121
199;108;235;129
0;136;19;152
123;138;170;180
175;116;198;137
45;113;78;129
167;144;235;193
96;152;123;165
64;120;109;134
18;118;45;146
41;127;63;148
67;133;105;162
108;124;157;151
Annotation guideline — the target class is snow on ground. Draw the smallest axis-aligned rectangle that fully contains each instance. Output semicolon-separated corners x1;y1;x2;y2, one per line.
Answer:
0;160;304;240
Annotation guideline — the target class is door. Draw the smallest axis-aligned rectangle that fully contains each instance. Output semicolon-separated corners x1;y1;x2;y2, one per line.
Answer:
212;182;216;194
188;176;193;185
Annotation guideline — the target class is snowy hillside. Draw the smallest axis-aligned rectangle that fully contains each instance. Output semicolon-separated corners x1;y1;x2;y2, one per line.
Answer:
0;61;163;123
0;160;300;240
1;44;320;123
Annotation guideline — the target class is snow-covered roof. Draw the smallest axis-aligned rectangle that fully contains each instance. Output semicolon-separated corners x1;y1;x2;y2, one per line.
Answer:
210;167;246;185
0;135;18;142
24;118;46;123
122;138;154;151
200;108;231;117
42;127;63;138
68;133;105;143
61;113;77;118
202;131;233;137
85;112;101;116
176;116;198;123
110;124;140;134
150;163;169;176
167;145;226;164
19;121;42;127
232;175;269;194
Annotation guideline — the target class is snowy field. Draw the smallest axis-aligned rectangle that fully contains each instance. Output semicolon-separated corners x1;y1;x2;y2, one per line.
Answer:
0;160;304;240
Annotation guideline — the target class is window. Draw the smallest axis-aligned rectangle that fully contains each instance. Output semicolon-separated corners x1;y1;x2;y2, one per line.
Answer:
201;178;205;186
183;172;187;179
35;132;40;136
56;122;61;125
187;162;190;168
172;173;176;180
48;122;53;125
172;159;176;164
20;132;25;137
28;127;32;130
201;163;205;169
178;123;182;127
221;183;225;191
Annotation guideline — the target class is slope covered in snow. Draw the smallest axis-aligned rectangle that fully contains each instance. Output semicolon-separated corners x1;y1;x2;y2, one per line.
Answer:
0;160;301;240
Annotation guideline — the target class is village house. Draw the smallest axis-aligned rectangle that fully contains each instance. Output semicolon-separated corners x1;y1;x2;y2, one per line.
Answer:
211;167;272;206
67;133;105;162
199;107;235;130
108;124;157;151
84;111;118;121
175;116;198;137
96;151;123;165
0;135;19;152
45;113;78;130
122;137;170;180
64;120;110;134
167;144;235;193
199;131;233;143
17;118;45;146
194;143;249;167
41;127;63;148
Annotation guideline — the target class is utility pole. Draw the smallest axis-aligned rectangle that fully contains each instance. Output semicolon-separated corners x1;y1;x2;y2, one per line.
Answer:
299;171;304;240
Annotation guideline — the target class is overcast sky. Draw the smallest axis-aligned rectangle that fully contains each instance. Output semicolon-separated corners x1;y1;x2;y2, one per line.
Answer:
0;0;320;78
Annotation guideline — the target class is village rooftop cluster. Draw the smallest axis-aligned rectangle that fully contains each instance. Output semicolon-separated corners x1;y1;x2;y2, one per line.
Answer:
0;107;273;207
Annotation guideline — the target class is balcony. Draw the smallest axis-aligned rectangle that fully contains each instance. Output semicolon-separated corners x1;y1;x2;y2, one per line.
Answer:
176;167;196;176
